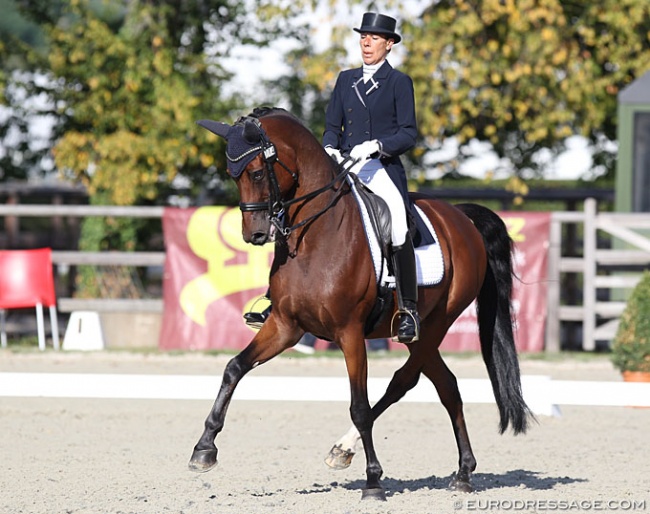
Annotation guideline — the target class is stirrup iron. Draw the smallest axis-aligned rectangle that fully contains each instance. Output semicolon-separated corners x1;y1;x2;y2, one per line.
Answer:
390;309;420;344
243;296;271;330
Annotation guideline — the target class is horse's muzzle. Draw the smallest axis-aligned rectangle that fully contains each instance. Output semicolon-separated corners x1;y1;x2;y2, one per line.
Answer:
247;223;276;246
242;209;276;245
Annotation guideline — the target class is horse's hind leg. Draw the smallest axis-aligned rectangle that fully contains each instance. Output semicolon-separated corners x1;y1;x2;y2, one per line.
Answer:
326;353;422;470
421;350;477;492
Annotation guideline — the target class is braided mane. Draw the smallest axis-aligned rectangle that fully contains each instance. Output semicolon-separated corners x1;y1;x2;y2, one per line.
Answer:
239;106;307;129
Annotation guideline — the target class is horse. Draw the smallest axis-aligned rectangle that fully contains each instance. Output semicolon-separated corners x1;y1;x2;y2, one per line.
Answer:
189;106;533;501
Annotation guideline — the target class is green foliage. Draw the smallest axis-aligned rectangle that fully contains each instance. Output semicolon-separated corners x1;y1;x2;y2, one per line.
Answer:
6;0;314;205
4;0;649;203
2;0;303;195
0;0;52;180
0;0;47;48
398;0;650;178
0;40;6;105
72;190;154;296
7;0;649;191
611;270;650;373
46;1;224;206
264;41;348;139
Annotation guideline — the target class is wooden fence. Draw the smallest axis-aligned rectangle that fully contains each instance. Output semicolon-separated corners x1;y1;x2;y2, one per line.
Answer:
0;204;165;314
2;201;650;351
545;198;650;351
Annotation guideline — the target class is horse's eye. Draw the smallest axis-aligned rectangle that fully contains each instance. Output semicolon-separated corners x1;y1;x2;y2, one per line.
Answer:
251;169;264;182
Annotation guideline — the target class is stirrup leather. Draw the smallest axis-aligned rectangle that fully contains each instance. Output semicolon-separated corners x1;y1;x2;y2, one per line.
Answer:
390;308;420;344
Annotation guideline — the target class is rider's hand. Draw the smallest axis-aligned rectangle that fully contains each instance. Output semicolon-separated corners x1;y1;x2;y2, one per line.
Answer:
350;140;381;161
324;146;344;164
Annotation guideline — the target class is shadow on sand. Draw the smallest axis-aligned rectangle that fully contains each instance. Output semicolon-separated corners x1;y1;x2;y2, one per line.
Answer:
310;469;588;497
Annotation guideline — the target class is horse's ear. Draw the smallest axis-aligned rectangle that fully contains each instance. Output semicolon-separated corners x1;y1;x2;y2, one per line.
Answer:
196;120;231;140
242;120;261;144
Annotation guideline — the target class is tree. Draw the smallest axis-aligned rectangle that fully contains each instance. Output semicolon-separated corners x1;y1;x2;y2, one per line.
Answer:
44;0;235;207
0;0;312;296
399;0;650;180
3;0;312;202
0;0;52;181
263;31;349;141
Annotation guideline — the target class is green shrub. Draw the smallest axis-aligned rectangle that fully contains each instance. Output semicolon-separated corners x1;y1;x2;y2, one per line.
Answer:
611;270;650;373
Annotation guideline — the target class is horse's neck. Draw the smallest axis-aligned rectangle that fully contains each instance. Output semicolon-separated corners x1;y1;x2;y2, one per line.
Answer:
290;161;356;244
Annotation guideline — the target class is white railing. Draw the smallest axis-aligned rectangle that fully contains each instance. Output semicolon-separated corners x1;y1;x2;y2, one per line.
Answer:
3;202;649;351
545;198;650;351
0;204;165;313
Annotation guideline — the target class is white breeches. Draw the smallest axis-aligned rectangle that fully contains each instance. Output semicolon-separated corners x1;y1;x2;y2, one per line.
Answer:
351;159;408;246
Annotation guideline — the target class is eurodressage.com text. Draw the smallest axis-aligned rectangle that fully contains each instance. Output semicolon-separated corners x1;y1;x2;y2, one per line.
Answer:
453;499;647;511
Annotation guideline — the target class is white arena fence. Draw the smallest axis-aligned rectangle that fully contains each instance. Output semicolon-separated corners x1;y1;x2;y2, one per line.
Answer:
2;200;650;352
2;372;650;415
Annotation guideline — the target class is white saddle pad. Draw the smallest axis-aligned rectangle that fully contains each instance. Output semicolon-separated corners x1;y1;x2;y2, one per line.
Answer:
348;178;444;288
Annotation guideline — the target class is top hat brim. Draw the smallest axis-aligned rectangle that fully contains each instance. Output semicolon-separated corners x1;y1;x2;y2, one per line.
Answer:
353;27;401;44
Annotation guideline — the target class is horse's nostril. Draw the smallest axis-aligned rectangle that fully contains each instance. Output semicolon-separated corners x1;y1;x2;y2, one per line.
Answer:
251;232;268;245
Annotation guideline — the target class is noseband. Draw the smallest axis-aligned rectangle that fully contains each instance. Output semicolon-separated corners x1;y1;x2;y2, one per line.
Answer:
238;117;353;238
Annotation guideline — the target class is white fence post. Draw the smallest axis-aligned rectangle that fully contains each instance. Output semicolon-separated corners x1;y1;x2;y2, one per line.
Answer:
582;198;597;351
545;216;562;352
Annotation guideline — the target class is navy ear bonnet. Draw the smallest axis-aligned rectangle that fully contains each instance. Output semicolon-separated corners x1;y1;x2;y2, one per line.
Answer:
197;118;266;178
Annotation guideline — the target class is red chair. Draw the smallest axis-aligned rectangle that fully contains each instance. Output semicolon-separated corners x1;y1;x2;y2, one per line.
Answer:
0;248;60;351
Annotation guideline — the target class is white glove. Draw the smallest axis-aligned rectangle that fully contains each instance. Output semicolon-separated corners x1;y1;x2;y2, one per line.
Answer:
324;146;344;164
350;140;381;161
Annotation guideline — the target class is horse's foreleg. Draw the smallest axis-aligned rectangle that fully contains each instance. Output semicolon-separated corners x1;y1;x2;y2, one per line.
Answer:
188;352;250;472
188;327;294;473
341;334;385;501
422;350;476;492
325;353;422;470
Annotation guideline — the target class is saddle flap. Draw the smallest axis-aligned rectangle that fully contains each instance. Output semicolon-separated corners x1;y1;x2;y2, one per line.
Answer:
350;177;392;250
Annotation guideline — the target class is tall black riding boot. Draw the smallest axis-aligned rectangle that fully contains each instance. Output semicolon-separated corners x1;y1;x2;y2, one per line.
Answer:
391;236;420;343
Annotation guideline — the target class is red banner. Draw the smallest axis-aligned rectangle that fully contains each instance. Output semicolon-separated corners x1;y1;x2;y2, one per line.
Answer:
159;207;274;350
159;208;550;352
436;211;551;353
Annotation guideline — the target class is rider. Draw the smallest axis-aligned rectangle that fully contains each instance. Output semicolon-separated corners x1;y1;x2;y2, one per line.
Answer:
323;12;420;343
245;12;420;344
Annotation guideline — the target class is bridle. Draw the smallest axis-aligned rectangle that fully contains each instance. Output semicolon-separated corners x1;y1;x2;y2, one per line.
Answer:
237;117;354;238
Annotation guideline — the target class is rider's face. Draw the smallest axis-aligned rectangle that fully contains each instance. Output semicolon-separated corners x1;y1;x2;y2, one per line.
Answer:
359;33;393;66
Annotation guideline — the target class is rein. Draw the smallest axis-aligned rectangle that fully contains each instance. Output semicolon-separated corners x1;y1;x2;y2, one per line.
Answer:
238;117;354;238
273;160;354;237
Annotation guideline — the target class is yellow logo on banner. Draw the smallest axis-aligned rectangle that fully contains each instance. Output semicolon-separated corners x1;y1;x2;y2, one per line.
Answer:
179;207;274;326
504;216;526;243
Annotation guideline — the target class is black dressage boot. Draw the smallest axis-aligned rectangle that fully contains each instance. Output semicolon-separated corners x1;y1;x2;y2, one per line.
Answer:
243;293;272;330
391;236;420;343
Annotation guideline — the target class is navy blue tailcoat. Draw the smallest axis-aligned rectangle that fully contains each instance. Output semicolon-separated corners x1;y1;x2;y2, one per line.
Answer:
322;60;417;202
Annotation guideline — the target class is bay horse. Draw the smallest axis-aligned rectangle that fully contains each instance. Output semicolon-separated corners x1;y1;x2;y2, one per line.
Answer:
190;107;532;501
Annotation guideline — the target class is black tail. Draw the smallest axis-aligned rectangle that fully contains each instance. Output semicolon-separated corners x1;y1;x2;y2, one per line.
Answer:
456;203;533;434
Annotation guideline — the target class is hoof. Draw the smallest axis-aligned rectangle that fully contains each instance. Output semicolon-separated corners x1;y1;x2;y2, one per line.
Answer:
449;476;473;493
188;448;218;473
324;445;355;470
361;487;386;501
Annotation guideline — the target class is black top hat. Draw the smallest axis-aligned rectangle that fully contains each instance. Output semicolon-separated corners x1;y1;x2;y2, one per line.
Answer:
354;12;401;44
